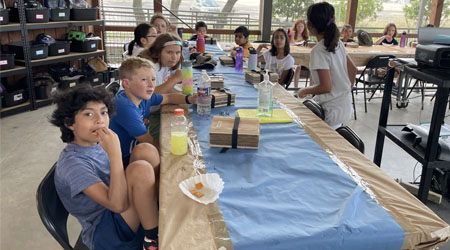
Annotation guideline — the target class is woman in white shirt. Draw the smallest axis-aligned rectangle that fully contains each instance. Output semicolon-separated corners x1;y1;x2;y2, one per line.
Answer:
123;24;157;59
297;2;357;129
256;28;295;86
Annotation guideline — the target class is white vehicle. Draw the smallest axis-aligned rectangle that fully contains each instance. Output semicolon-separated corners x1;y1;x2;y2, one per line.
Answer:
190;0;220;13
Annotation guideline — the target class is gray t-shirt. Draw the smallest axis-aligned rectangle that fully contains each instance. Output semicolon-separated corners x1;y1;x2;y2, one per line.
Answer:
54;143;110;250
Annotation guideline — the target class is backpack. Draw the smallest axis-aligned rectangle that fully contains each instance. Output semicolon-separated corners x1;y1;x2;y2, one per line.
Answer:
357;30;373;46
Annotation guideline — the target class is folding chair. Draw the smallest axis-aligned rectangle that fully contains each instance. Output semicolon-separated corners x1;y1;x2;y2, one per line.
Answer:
354;55;395;113
36;163;90;250
302;99;325;120
336;126;365;154
282;68;295;89
105;81;120;96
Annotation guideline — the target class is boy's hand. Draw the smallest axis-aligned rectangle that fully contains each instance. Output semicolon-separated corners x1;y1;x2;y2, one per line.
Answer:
188;94;198;104
96;127;122;159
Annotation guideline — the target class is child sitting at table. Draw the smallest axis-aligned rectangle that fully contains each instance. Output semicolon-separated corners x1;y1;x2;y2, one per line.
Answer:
109;57;196;165
189;21;209;41
374;23;398;45
291;18;311;88
50;84;160;250
256;28;295;86
231;26;253;58
297;2;357;129
123;23;157;59
340;24;355;43
150;13;180;39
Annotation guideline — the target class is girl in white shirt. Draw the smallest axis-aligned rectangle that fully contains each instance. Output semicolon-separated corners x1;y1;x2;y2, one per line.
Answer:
257;28;295;86
297;2;357;129
123;24;157;59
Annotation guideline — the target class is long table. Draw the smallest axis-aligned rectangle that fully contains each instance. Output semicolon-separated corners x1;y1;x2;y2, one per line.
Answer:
156;45;449;250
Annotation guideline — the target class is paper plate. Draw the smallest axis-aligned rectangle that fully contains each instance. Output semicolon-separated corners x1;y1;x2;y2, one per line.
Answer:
179;173;224;205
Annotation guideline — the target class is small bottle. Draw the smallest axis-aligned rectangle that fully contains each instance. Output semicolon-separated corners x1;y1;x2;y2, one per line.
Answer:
257;70;274;117
248;47;257;71
287;28;292;42
171;108;188;155
235;47;243;72
197;70;211;115
181;61;194;95
196;33;205;53
400;31;407;48
182;40;190;61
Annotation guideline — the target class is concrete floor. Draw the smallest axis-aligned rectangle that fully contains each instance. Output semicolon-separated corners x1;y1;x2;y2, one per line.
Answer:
1;89;449;249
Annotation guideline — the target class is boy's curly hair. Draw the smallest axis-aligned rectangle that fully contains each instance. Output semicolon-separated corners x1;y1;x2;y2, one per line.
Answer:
50;84;115;143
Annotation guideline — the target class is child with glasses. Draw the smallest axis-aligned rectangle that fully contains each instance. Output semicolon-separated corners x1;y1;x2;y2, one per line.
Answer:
124;23;158;59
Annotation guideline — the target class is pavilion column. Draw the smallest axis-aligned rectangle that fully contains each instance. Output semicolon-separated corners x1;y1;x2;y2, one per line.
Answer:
260;0;273;41
430;0;443;27
345;0;358;29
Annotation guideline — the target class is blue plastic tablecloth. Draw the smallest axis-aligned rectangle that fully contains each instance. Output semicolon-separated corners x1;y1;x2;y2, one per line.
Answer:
188;73;405;250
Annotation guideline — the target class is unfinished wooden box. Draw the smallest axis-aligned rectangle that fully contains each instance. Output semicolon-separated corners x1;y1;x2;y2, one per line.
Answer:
245;70;278;84
210;74;224;89
211;89;235;108
205;37;217;45
219;56;234;66
210;116;260;149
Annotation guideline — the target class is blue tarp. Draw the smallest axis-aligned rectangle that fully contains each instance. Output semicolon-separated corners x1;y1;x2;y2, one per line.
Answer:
189;73;405;250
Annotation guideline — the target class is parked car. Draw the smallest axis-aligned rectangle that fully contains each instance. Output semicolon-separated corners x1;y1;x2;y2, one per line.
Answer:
190;0;220;13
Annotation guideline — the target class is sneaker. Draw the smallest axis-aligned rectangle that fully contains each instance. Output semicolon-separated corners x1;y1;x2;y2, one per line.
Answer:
143;237;158;250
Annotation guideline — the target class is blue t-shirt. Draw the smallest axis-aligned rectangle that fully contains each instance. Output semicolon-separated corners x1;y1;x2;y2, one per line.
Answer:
109;90;163;158
54;143;110;250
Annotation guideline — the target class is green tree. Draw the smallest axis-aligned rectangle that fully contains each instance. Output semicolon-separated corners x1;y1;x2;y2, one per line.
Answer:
272;0;314;22
331;0;384;25
404;0;450;25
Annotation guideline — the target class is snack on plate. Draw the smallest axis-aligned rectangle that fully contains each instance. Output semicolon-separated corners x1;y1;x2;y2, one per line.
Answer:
195;182;204;189
190;190;204;198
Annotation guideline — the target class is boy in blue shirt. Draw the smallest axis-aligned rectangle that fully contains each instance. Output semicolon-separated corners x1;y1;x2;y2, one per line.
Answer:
51;85;160;250
109;57;197;168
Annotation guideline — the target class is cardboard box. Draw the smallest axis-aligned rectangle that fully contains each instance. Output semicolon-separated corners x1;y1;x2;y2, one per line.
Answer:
209;116;260;149
245;70;278;84
211;89;235;108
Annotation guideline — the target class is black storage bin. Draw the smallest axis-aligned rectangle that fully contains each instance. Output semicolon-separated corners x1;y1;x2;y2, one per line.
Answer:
0;8;9;25
34;85;49;99
59;77;78;90
49;41;70;56
70;8;97;20
49;63;70;81
8;42;48;60
50;8;69;21
2;89;29;107
0;54;15;70
10;8;49;23
84;72;103;86
71;40;97;52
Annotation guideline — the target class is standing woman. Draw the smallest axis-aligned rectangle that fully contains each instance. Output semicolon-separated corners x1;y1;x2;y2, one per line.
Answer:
297;2;357;129
123;23;157;59
291;18;310;88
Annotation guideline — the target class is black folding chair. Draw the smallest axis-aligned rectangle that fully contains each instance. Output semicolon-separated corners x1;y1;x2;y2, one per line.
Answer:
105;81;120;96
336;126;365;154
36;163;90;250
354;55;395;113
283;68;295;89
302;99;325;120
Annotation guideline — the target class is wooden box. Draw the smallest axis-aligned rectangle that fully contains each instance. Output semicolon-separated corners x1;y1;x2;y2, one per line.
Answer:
211;89;235;108
245;70;278;84
210;74;224;89
210;116;260;149
219;56;234;66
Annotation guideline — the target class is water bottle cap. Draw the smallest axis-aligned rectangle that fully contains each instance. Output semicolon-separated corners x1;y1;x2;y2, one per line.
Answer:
182;61;192;67
183;41;189;47
249;47;257;54
236;47;243;52
174;108;184;115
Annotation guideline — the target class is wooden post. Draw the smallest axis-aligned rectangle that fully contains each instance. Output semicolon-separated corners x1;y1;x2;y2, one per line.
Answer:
345;0;358;29
430;0;443;27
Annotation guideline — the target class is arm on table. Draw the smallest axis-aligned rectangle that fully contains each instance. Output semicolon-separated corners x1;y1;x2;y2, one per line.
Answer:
297;69;332;98
155;69;182;94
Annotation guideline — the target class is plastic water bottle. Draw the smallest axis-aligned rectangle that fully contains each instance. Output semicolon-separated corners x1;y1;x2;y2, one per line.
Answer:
400;31;406;48
235;47;243;72
197;70;211;115
182;40;190;61
248;47;257;71
287;28;292;42
181;61;194;95
257;70;274;117
171;108;188;155
197;33;205;53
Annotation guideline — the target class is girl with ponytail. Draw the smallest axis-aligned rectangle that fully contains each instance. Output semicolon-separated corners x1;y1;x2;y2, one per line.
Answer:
123;23;157;59
297;2;357;129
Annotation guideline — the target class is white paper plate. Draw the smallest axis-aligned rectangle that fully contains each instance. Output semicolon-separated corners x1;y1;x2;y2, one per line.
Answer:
178;173;224;205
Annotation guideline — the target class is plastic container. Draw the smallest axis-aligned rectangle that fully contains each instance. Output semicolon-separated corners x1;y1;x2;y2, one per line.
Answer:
248;47;257;71
34;85;49;99
235;46;243;72
196;33;205;53
48;40;70;56
0;54;15;70
257;70;274;117
197;69;211;115
70;40;98;52
0;8;9;25
2;88;29;107
171;108;188;155
50;8;70;21
59;76;78;90
85;72;103;86
70;8;97;21
8;42;48;60
10;8;50;23
181;61;194;95
400;31;406;48
182;40;190;61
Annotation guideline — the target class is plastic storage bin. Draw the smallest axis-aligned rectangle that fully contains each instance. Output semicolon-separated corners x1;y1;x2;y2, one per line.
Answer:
0;54;15;70
50;8;69;21
70;40;97;52
49;41;70;56
2;89;29;107
8;42;48;60
0;8;9;25
85;72;103;86
59;77;78;90
10;8;49;23
34;85;49;99
49;63;70;81
70;8;97;20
